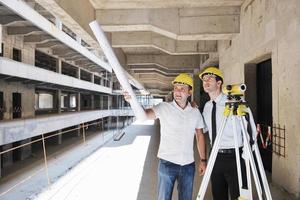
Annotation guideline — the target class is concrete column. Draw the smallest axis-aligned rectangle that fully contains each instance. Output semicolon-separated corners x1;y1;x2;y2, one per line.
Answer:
193;69;201;106
20;139;31;160
77;93;81;111
100;95;103;110
91;74;94;83
77;68;81;79
57;90;62;144
91;94;95;110
108;116;112;130
57;130;62;145
0;150;1;178
77;92;81;137
108;95;112;110
57;90;62;113
77;125;81;137
2;144;13;168
0;24;2;54
56;59;62;74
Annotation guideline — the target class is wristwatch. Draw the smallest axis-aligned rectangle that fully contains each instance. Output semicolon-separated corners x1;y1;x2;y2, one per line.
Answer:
200;158;207;163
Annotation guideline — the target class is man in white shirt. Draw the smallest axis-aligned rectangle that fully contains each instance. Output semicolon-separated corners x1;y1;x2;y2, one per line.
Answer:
199;67;246;200
124;73;206;200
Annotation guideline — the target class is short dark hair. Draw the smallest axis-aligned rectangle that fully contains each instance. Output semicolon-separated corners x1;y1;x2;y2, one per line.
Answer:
215;75;223;83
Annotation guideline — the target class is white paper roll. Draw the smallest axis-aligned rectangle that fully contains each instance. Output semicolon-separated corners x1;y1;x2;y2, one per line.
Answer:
89;21;147;121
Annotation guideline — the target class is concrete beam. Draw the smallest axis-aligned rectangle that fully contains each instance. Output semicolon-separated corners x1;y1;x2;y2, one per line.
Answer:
111;32;217;55
35;0;99;48
96;7;240;40
127;54;200;69
7;26;43;35
90;0;244;9
200;53;219;69
24;34;56;43
0;109;134;145
63;52;81;59
147;88;169;95
131;73;174;89
64;54;84;61
0;15;25;25
0;57;111;95
52;47;75;56
0;0;111;72
130;64;193;75
36;41;63;48
75;60;91;65
132;69;177;77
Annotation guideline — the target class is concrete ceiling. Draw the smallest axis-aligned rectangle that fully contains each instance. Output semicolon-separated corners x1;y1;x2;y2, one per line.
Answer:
1;0;246;96
88;0;244;94
89;0;245;9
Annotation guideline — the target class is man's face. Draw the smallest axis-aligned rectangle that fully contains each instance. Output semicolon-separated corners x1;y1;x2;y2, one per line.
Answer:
202;74;222;93
173;84;191;103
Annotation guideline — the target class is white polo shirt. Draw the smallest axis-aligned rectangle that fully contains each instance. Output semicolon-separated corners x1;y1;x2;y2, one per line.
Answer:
152;100;205;166
202;93;244;149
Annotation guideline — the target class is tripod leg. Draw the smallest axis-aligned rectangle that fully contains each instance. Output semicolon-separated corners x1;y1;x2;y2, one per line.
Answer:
239;116;264;200
196;116;228;200
242;114;273;200
243;115;272;200
232;117;244;195
252;144;273;199
245;156;253;200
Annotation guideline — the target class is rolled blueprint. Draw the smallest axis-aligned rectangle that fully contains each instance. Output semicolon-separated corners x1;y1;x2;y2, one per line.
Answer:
89;21;147;121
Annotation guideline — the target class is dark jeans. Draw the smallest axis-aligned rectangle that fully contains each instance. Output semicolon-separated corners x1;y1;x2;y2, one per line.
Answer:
157;159;195;200
211;151;246;200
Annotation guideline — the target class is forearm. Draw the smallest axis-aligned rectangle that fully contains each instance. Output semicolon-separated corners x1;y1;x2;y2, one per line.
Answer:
196;131;206;160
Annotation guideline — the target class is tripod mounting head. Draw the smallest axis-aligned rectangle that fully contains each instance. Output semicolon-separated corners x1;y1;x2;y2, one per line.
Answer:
223;84;246;102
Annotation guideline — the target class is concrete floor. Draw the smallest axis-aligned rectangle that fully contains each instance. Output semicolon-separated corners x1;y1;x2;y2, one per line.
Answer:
0;120;298;200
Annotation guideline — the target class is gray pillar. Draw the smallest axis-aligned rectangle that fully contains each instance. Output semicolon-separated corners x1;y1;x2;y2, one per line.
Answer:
57;130;62;144
0;152;1;178
77;125;81;137
57;90;62;144
2;144;13;168
101;95;104;110
20;139;31;160
56;59;62;74
77;93;81;111
91;95;95;110
108;116;112;130
193;69;201;106
77;68;81;79
108;95;112;110
77;93;81;137
91;74;94;83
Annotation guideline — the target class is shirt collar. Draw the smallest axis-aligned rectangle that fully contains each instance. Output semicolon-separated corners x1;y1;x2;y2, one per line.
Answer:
172;100;192;111
210;92;224;104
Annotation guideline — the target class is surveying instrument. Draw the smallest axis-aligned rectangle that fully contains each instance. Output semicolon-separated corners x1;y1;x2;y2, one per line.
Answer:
196;84;272;200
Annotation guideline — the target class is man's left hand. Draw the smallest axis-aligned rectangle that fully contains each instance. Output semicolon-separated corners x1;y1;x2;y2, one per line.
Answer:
198;161;206;176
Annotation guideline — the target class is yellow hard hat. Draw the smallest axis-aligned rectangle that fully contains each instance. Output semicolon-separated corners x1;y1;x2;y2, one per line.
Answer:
172;73;193;90
199;66;224;81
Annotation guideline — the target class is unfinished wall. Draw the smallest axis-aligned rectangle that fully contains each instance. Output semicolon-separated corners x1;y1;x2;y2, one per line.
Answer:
0;28;35;120
2;28;35;65
218;0;300;196
0;80;35;120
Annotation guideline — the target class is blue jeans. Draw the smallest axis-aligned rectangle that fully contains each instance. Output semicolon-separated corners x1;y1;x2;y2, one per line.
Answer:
157;159;195;200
